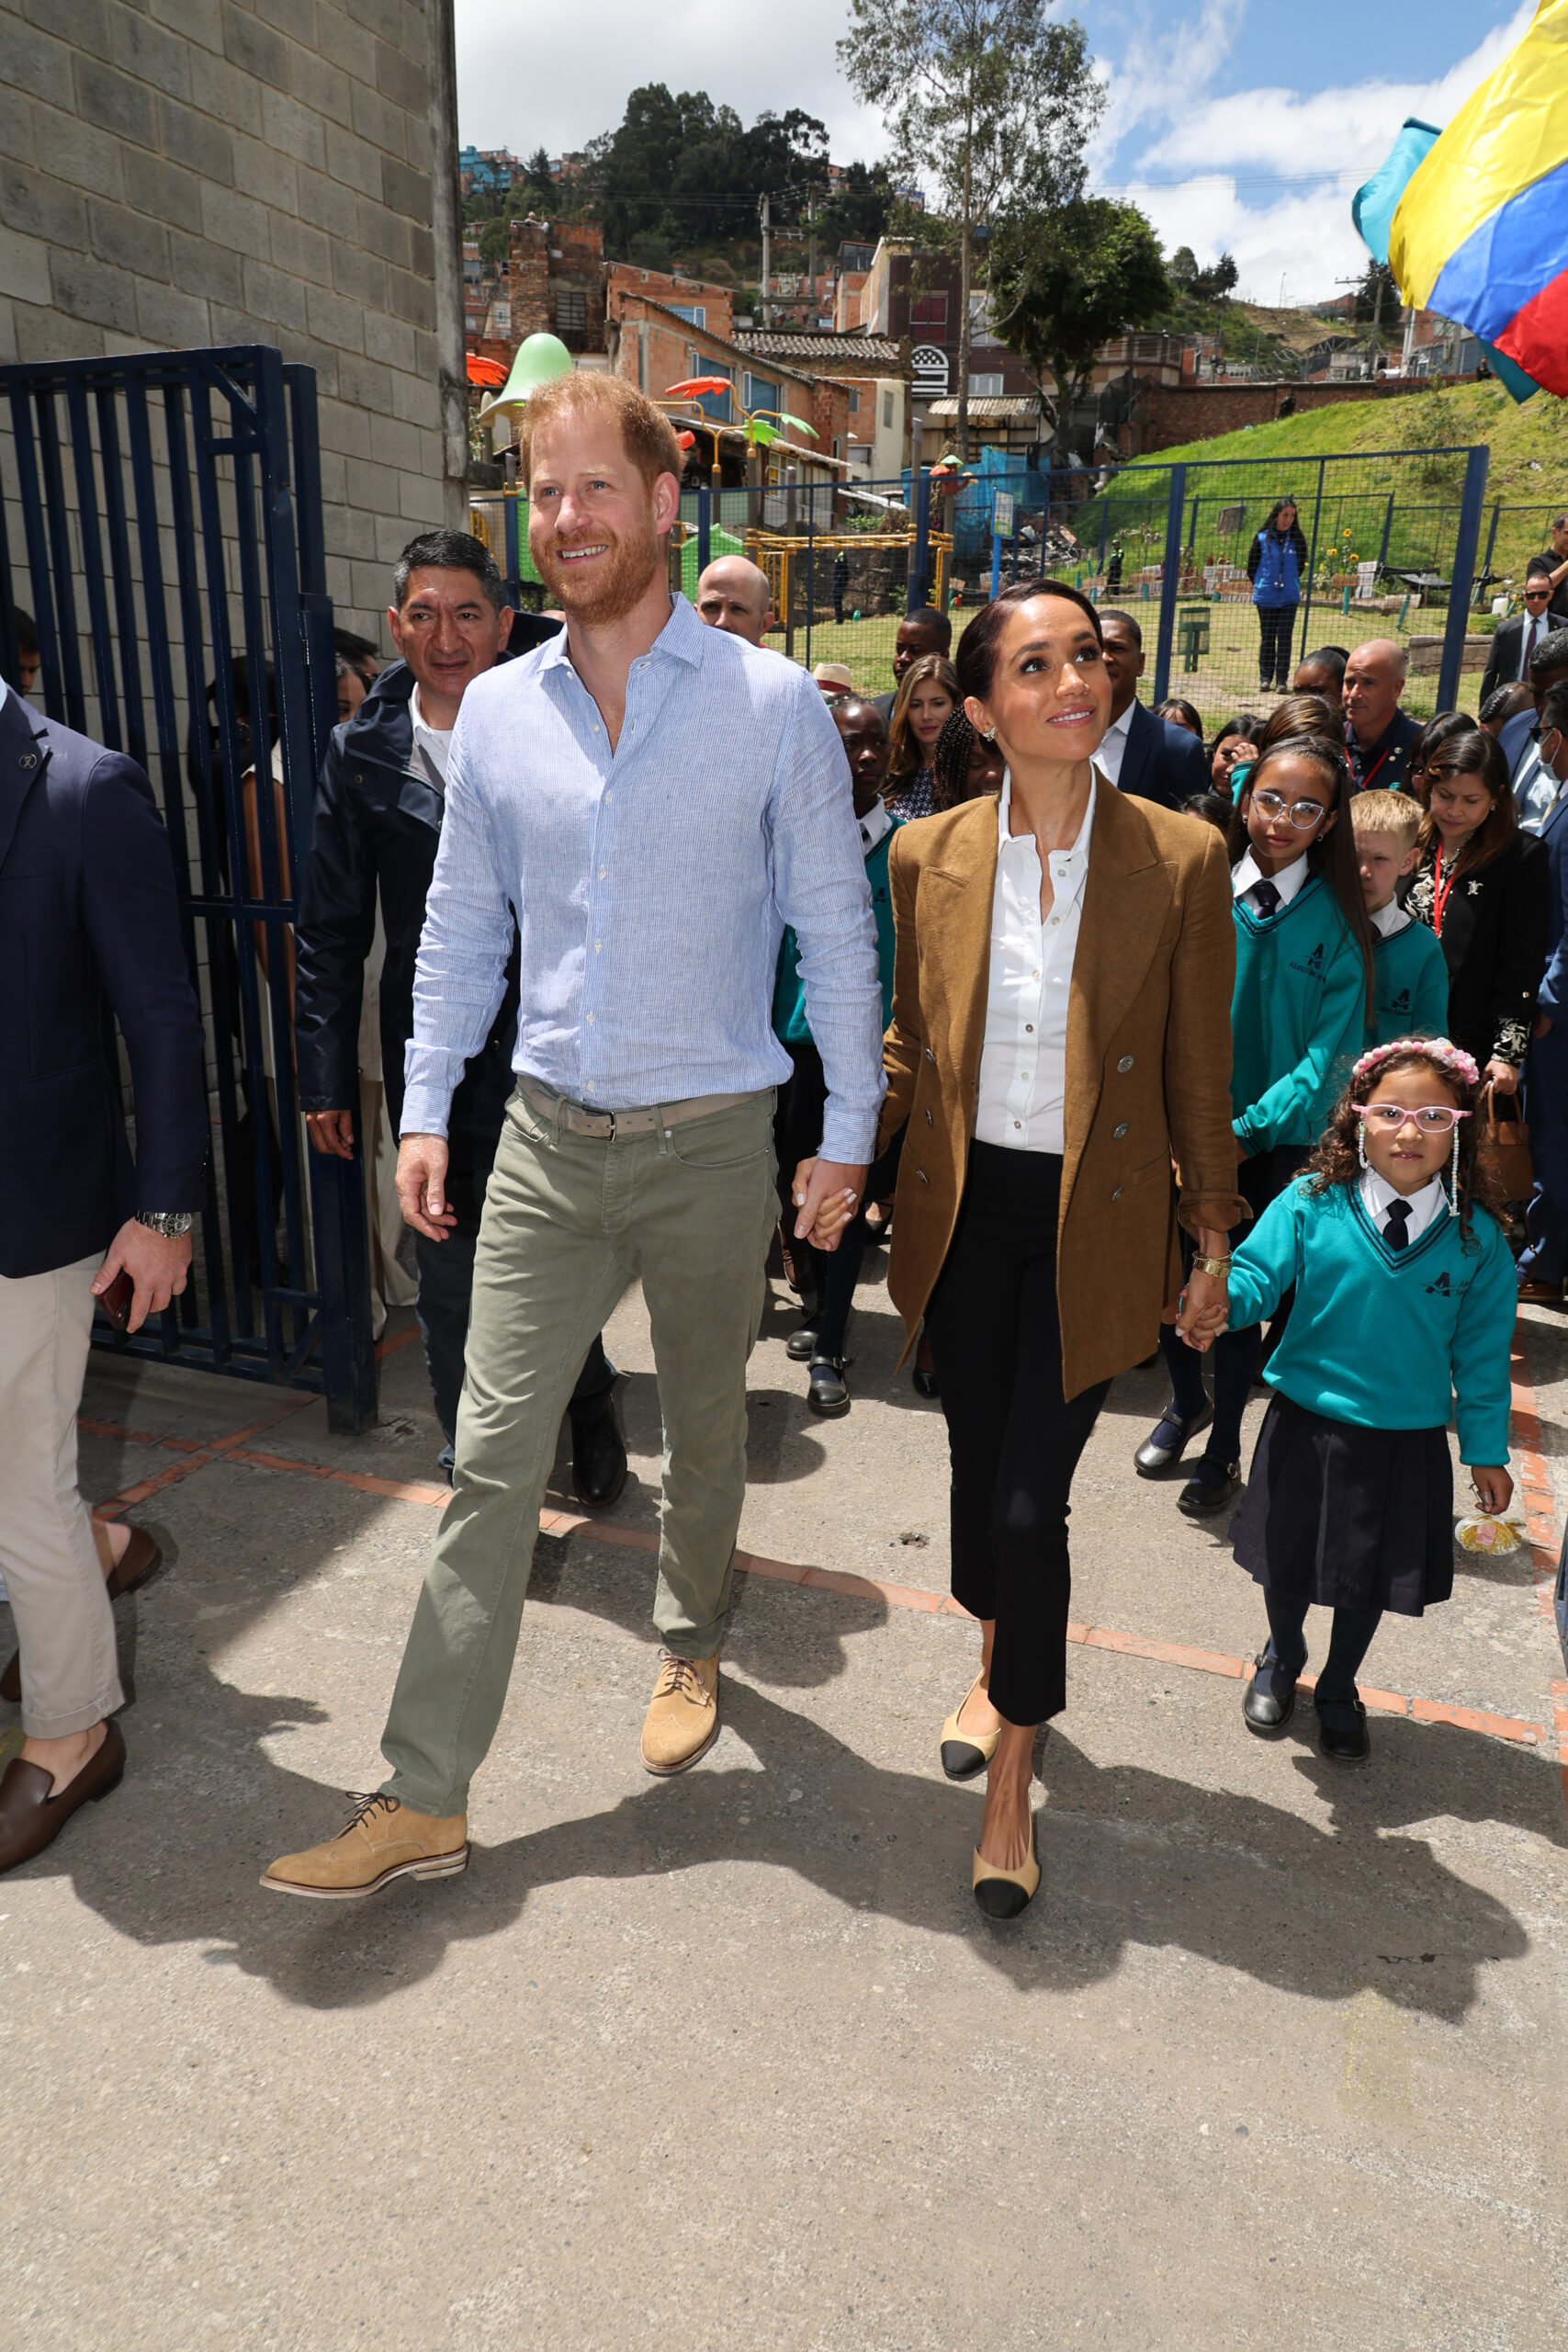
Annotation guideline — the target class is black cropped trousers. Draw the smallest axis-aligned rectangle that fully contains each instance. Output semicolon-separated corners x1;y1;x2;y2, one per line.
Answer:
924;1142;1111;1726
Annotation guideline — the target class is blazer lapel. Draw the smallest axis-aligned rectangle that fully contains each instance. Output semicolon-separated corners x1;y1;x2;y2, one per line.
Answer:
1063;786;1174;1185
1116;699;1151;800
0;693;48;876
919;796;998;1102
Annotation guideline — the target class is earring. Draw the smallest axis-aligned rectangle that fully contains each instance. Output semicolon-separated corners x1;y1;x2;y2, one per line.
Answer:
1449;1124;1461;1214
1357;1124;1368;1170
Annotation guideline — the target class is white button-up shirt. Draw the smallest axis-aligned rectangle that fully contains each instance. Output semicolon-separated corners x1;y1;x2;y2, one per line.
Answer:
1232;846;1309;908
974;769;1097;1156
1096;701;1134;786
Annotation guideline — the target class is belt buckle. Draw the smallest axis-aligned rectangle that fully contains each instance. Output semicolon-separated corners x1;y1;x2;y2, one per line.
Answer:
602;1107;616;1139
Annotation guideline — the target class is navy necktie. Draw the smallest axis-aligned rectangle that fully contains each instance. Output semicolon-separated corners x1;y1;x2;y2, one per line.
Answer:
1247;876;1280;917
1383;1198;1412;1251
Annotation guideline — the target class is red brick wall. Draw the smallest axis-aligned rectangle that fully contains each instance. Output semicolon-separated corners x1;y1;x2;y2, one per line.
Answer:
606;266;735;345
1126;376;1450;456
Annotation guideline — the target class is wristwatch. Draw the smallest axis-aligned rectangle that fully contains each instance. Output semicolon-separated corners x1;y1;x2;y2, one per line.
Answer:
135;1211;195;1239
1190;1253;1232;1277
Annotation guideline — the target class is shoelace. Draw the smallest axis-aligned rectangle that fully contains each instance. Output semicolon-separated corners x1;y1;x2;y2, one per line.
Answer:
653;1654;705;1704
336;1790;400;1838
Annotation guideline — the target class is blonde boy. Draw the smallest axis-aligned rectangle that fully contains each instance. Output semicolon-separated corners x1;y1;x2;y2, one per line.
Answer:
1351;787;1450;1044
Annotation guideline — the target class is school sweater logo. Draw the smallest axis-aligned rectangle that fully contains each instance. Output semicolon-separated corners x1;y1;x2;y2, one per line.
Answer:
1426;1271;1452;1295
1290;941;1327;979
1388;987;1412;1012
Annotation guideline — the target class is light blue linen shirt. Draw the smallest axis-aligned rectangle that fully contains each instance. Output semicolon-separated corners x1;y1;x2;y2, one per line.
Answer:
401;593;886;1163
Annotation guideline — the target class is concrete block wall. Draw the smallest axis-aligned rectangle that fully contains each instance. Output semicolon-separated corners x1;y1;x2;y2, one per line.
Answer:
0;0;465;641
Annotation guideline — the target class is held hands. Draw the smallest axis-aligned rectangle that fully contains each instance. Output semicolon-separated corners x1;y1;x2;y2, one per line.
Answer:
396;1134;457;1242
1176;1264;1230;1353
791;1158;868;1252
93;1219;192;1334
1469;1464;1514;1515
306;1108;355;1159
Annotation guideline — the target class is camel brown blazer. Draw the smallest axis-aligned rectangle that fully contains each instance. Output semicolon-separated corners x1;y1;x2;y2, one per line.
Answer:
877;781;1247;1397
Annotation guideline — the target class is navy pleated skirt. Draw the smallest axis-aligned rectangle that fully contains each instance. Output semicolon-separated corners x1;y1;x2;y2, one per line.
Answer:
1231;1392;1453;1617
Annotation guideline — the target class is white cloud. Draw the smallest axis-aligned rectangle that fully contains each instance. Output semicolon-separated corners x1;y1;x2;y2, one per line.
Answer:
1100;0;1537;302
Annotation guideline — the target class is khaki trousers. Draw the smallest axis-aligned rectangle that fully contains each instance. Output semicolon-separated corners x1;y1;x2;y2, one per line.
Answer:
379;1086;778;1816
0;1256;123;1737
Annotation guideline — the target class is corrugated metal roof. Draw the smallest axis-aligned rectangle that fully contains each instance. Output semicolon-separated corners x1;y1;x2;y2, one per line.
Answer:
731;330;903;366
923;395;1041;420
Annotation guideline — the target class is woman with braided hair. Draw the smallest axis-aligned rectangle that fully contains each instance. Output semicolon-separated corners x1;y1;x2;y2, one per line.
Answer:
931;707;1008;811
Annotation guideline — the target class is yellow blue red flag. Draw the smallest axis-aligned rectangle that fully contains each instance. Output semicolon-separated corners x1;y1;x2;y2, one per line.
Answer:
1356;0;1568;399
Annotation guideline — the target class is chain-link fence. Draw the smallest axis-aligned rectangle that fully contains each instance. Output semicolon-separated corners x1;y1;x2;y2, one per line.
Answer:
473;441;1494;734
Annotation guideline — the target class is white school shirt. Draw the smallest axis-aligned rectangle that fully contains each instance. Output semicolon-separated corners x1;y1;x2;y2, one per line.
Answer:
973;770;1097;1156
1370;896;1413;940
1231;846;1309;909
1359;1166;1447;1245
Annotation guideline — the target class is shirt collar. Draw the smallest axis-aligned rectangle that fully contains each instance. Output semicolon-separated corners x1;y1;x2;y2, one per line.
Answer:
857;797;892;854
536;590;697;674
1233;847;1309;904
996;769;1097;885
1360;1165;1447;1239
0;676;8;720
1103;701;1134;743
1370;897;1410;938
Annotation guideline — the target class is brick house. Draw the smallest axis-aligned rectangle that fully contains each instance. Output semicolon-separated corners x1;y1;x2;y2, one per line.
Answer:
732;329;908;479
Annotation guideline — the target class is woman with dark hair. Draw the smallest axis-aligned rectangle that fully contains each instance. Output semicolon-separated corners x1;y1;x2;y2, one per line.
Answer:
1136;732;1375;1517
1247;498;1310;694
1156;696;1204;740
1404;728;1549;1091
1211;712;1263;796
1257;692;1341;752
885;652;960;821
1405;707;1476;800
870;578;1243;1915
931;706;1008;810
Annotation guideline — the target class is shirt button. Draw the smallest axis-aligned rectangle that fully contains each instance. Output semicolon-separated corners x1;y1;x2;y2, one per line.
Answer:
1025;1023;1033;1033
1013;1120;1021;1130
604;791;613;802
592;721;601;733
594;942;603;952
1050;916;1059;927
586;1012;595;1024
1032;968;1040;980
585;1081;596;1091
598;866;606;878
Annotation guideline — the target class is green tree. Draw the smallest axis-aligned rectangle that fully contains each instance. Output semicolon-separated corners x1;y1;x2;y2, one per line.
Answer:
838;0;1102;458
587;85;829;262
818;160;895;250
1168;244;1198;292
992;197;1169;450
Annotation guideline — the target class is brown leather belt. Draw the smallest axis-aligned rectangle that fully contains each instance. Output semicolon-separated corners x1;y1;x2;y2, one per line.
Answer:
518;1076;763;1140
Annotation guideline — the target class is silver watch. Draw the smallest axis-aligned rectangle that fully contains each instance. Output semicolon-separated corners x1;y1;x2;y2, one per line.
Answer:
135;1211;194;1239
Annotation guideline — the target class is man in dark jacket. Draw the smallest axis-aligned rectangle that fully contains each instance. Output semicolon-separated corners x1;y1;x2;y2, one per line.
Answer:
1343;639;1423;792
0;678;207;1872
1481;561;1556;708
293;531;624;1500
1096;609;1209;810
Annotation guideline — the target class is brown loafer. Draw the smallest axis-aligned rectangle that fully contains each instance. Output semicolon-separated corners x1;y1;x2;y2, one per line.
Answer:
0;1717;126;1873
0;1526;162;1704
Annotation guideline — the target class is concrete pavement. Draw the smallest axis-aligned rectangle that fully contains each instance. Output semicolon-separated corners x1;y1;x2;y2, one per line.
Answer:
2;1247;1565;2348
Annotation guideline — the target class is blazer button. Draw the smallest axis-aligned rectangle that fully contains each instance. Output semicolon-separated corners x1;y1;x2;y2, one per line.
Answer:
1111;1185;1123;1202
917;1169;929;1185
1117;1054;1134;1073
924;1107;933;1125
1113;1121;1129;1140
924;1046;936;1062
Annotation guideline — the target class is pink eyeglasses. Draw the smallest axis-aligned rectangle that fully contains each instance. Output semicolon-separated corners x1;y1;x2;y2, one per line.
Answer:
1355;1103;1472;1135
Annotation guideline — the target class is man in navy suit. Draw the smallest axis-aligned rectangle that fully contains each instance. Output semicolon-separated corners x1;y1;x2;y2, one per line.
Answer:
1481;561;1555;708
1500;628;1568;831
0;675;206;1872
1517;678;1568;1303
1095;609;1209;810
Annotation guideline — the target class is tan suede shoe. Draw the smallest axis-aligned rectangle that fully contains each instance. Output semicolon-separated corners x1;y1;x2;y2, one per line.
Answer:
261;1792;468;1900
640;1650;720;1776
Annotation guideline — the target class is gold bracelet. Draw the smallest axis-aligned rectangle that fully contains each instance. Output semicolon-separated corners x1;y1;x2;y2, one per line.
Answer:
1190;1254;1232;1277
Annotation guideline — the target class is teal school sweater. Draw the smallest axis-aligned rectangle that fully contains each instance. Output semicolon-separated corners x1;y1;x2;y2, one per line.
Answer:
773;818;900;1045
1370;910;1449;1046
1226;1179;1515;1464
1231;875;1368;1152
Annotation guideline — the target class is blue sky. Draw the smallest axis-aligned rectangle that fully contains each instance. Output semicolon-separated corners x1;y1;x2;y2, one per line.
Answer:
455;0;1534;303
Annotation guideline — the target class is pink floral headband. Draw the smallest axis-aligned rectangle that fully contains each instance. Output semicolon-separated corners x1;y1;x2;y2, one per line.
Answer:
1352;1037;1481;1090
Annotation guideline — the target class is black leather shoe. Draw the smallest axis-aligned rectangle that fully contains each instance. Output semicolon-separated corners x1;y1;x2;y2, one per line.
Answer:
1134;1401;1213;1478
1314;1690;1371;1764
786;1321;820;1363
911;1365;940;1399
0;1718;126;1874
1242;1648;1301;1735
570;1392;627;1510
807;1354;851;1417
1177;1453;1241;1517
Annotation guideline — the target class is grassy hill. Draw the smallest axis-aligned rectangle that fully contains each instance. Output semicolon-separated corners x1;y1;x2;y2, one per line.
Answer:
1077;381;1568;597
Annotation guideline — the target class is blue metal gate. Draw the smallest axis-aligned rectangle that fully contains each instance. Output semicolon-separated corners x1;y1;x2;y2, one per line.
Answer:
0;345;377;1431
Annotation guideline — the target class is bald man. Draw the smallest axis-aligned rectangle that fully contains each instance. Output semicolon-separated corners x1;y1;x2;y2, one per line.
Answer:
695;557;773;647
1343;638;1422;793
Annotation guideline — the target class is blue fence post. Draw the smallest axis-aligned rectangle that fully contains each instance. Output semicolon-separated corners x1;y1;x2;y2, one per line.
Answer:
908;468;931;612
696;482;711;574
990;526;1001;599
1151;464;1186;706
1438;444;1491;714
1479;497;1502;603
1378;492;1395;581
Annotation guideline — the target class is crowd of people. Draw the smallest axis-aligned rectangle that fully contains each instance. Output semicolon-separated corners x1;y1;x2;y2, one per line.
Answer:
1;388;1562;1927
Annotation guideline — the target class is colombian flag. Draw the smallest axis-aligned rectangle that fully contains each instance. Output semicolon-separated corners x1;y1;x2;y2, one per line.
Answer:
1356;0;1568;399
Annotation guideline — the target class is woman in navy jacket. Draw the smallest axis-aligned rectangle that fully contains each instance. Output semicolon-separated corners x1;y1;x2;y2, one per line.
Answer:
1247;498;1310;695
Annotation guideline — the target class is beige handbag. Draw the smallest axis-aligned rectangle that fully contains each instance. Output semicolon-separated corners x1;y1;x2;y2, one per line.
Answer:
1476;1081;1533;1205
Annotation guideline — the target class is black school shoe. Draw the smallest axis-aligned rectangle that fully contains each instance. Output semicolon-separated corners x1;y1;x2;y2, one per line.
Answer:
1242;1646;1302;1735
1314;1690;1371;1764
1177;1452;1241;1517
1134;1402;1213;1477
807;1354;851;1417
